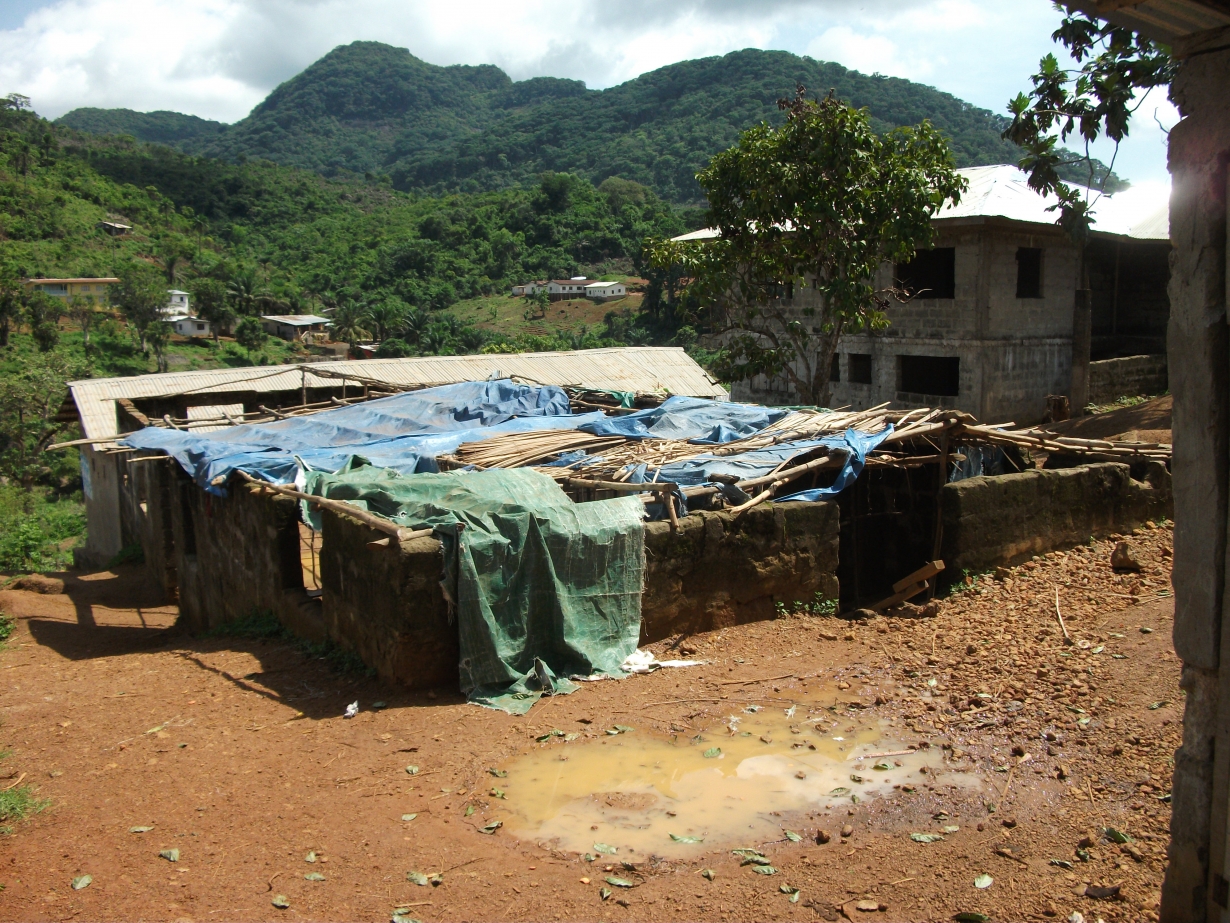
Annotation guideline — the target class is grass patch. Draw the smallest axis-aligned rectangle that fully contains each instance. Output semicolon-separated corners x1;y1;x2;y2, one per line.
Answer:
0;783;48;833
205;609;374;675
0;614;13;648
1084;392;1167;415
107;543;145;568
0;486;86;573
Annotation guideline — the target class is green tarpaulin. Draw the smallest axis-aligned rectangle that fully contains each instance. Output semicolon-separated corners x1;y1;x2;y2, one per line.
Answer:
303;464;646;713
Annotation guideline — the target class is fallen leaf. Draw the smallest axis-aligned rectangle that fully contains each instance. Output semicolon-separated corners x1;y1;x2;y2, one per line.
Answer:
405;765;420;775
271;894;290;909
594;843;618;855
490;788;506;799
304;872;325;882
407;871;430;886
910;833;944;843
305;851;317;863
752;865;778;875
702;747;722;759
401;813;417;822
1104;827;1132;844
599;887;612;900
953;914;990;923
605;876;635;888
974;873;993;889
488;768;508;778
128;826;153;834
159;849;179;862
478;821;502;834
71;875;91;890
670;833;703;843
391;910;421;923
784;830;803;842
464;805;475;817
701;869;715;881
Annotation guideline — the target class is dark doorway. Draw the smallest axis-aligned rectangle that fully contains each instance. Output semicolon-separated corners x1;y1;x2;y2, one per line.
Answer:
848;353;873;385
1016;247;1043;298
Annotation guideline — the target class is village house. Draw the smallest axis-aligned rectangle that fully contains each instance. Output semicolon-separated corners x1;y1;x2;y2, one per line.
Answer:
679;165;1170;423
260;314;330;342
23;277;120;304
583;280;627;301
168;315;211;337
160;289;191;317
512;278;627;301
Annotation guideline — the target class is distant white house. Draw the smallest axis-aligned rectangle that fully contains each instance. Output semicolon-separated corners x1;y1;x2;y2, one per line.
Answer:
261;314;331;342
168;315;211;337
160;290;191;318
547;277;595;299
584;281;626;301
511;281;548;296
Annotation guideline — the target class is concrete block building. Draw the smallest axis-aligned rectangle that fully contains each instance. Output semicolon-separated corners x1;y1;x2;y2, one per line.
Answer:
695;165;1170;423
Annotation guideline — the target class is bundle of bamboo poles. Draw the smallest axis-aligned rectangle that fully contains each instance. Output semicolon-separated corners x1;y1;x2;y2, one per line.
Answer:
452;429;628;469
956;423;1171;461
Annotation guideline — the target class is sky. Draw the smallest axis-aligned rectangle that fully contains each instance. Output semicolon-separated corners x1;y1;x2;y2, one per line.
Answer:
0;0;1178;195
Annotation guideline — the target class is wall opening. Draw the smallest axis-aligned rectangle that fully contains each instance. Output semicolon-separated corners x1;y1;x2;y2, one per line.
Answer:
179;483;198;555
299;521;322;595
899;355;960;397
848;353;873;385
896;247;956;299
829;353;841;382
1016;247;1043;298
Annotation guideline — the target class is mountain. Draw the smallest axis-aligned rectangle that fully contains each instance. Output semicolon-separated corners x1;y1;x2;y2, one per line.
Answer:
58;43;1115;202
55;108;225;146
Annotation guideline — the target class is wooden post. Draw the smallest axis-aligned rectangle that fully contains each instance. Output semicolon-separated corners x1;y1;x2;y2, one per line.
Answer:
928;430;950;600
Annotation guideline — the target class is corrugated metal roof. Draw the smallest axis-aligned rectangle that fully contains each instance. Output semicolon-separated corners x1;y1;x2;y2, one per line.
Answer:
260;315;331;325
1069;0;1230;44
672;165;1170;243
70;347;728;440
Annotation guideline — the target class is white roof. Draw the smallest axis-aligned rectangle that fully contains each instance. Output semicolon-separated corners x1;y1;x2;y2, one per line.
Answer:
671;164;1170;243
585;281;622;288
261;314;330;325
937;165;1169;240
69;347;728;440
168;290;189;296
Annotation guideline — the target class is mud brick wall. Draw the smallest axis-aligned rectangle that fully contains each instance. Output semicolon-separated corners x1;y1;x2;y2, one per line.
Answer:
640;501;839;641
941;461;1173;576
315;500;840;689
1087;355;1169;404
164;467;320;639
317;508;457;690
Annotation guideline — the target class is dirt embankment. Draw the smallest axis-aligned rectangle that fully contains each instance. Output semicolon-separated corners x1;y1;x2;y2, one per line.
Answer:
0;524;1178;922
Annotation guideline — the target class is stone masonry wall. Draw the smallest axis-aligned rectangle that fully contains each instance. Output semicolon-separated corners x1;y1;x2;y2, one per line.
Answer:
315;500;840;689
1088;355;1169;404
941;461;1173;577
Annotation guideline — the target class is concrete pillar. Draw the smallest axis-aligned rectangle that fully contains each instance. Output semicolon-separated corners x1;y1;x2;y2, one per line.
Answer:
1162;40;1230;923
1070;287;1093;413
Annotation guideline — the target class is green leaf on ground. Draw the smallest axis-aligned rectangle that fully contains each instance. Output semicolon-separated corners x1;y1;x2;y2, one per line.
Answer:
974;874;993;889
1105;827;1132;844
605;876;635;888
305;851;317;863
405;765;420;775
670;833;703;843
829;787;850;796
784;830;802;842
271;895;289;909
594;843;618;855
752;865;778;875
129;826;153;834
401;813;417;822
159;849;179;862
599;887;612;900
910;833;944;843
305;872;325;881
71;875;91;890
954;914;990;923
478;821;502;834
703;747;722;758
701;869;716;880
488;768;508;777
407;871;430;886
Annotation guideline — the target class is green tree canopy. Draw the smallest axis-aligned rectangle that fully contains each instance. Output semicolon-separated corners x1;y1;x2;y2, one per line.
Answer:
650;87;966;405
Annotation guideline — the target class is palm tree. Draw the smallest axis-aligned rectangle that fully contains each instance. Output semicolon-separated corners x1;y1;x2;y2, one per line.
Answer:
367;302;408;342
399;309;430;346
328;302;372;350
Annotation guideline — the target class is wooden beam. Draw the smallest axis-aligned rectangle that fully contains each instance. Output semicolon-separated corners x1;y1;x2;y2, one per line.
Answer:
892;560;945;595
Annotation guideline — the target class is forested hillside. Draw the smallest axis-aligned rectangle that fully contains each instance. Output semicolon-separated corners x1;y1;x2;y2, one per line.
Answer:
56;108;225;146
58;43;1118;202
6;106;689;316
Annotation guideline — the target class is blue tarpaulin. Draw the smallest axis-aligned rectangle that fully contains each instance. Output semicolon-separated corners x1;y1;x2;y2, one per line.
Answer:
578;395;789;443
119;380;589;491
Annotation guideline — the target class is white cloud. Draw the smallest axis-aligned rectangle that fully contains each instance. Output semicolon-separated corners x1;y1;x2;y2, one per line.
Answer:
0;0;1174;185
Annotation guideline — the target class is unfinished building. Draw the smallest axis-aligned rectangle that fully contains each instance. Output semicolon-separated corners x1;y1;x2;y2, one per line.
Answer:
61;346;1173;712
697;165;1171;422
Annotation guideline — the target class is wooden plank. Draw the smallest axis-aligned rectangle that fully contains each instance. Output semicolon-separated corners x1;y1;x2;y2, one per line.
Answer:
871;579;929;612
893;560;945;595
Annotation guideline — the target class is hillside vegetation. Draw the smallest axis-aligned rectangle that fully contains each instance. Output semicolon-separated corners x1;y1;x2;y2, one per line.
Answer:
57;44;1117;203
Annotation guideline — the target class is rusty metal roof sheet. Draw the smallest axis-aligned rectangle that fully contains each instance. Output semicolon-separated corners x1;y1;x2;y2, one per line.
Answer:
69;347;728;440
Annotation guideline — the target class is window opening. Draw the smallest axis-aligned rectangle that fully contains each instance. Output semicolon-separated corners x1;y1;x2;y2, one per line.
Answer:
299;521;322;594
848;353;873;385
1016;247;1043;298
896;247;956;299
899;355;960;397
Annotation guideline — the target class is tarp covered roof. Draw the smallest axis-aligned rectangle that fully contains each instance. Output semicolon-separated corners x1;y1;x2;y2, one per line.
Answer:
69;347;728;441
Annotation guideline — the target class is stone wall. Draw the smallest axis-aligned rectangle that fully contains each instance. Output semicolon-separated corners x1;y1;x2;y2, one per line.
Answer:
314;500;840;688
1087;354;1169;404
940;461;1173;577
640;501;839;641
162;464;323;641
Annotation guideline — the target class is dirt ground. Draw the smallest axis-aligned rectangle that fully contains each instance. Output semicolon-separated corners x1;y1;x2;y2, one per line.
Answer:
0;523;1179;922
1042;395;1172;446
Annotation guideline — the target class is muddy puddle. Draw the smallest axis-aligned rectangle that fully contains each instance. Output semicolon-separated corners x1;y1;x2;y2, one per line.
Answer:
496;682;981;857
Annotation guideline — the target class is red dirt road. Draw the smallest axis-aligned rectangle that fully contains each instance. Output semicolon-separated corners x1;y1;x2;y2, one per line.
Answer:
0;525;1179;922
